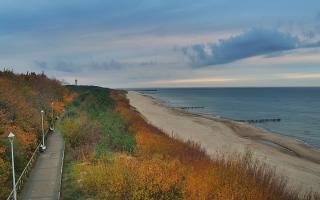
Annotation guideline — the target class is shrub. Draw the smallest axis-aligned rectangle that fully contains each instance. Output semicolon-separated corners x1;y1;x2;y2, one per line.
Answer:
59;114;100;159
74;155;185;200
97;111;136;154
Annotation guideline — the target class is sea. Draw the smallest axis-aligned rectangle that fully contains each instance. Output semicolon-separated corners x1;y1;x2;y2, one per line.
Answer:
133;87;320;149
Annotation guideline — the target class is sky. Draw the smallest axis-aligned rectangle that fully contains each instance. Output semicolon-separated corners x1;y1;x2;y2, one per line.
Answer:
1;0;320;88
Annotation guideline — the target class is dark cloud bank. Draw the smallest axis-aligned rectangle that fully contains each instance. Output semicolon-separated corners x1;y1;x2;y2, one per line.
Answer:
182;28;320;67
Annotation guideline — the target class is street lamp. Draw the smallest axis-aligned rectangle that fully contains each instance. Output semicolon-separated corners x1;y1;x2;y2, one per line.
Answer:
40;110;46;152
50;102;54;131
8;132;17;200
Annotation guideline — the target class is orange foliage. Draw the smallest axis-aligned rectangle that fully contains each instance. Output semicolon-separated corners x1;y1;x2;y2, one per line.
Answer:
53;101;65;113
63;93;75;104
53;92;76;113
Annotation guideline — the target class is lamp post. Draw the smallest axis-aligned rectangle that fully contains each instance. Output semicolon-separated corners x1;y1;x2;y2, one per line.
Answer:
50;102;54;131
8;132;17;200
40;110;46;152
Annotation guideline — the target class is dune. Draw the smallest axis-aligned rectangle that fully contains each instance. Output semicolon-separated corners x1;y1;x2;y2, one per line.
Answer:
127;91;320;192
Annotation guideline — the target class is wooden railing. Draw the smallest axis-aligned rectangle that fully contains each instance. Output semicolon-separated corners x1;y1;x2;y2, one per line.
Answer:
6;129;52;200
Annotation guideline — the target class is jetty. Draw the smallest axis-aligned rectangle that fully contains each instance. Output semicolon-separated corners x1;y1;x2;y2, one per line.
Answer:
177;106;205;110
135;89;158;92
236;118;281;123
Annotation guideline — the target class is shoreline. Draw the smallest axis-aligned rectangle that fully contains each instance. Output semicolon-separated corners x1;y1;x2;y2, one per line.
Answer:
189;110;320;164
127;91;320;192
142;90;320;150
139;92;320;163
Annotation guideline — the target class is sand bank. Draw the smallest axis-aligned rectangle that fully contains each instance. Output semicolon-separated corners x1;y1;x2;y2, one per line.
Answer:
127;91;320;192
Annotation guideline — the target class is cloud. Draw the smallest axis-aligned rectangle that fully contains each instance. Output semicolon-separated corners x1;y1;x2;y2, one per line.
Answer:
277;73;320;80
182;28;320;67
35;60;78;73
34;59;159;73
87;59;124;71
148;77;239;85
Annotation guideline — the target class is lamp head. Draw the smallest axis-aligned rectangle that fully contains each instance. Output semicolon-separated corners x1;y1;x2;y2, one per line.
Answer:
41;110;44;114
8;132;15;142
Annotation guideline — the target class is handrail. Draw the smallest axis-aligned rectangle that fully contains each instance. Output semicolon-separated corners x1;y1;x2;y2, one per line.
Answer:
58;141;65;200
6;129;52;200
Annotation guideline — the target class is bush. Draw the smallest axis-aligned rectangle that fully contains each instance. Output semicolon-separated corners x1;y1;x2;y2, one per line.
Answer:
74;155;185;200
59;114;100;159
97;112;136;154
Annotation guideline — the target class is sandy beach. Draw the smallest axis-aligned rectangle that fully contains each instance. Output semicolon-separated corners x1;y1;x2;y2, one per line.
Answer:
127;91;320;192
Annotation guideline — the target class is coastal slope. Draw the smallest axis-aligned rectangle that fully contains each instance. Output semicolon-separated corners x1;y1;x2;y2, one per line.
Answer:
127;91;320;192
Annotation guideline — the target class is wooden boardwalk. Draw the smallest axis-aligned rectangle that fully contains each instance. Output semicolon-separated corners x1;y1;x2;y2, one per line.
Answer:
20;130;64;200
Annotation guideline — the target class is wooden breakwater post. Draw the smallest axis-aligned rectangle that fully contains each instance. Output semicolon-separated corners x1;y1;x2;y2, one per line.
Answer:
236;118;281;123
177;106;205;110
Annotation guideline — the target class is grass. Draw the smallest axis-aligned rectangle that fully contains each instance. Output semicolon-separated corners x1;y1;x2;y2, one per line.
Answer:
60;150;86;200
96;111;135;154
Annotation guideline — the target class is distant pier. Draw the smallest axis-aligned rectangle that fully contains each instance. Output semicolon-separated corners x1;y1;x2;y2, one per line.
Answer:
177;106;205;110
174;106;281;123
236;118;281;123
135;89;158;92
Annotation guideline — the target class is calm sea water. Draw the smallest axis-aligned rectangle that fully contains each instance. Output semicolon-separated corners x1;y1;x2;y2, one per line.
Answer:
135;88;320;149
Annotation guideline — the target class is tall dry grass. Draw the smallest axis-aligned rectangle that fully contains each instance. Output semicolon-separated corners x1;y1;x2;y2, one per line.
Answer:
58;113;101;160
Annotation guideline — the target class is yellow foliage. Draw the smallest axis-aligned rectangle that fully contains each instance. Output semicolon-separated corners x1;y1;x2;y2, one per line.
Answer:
74;155;185;200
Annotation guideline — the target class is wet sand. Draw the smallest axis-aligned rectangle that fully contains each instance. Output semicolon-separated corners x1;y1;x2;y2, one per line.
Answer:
127;91;320;192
